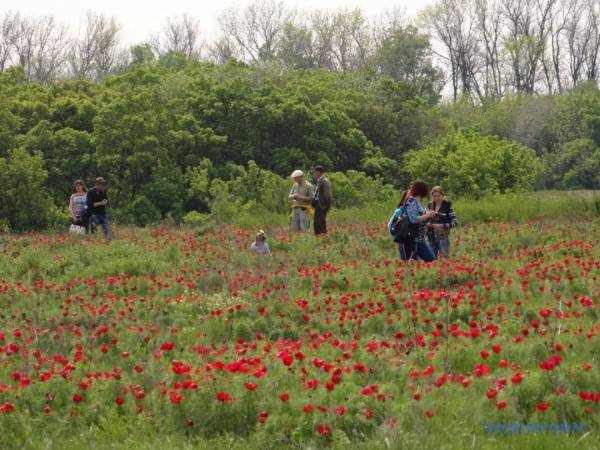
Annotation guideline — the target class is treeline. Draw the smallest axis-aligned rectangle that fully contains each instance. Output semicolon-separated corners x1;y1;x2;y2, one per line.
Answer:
1;57;599;231
1;1;600;232
1;0;600;99
0;61;417;231
0;5;439;97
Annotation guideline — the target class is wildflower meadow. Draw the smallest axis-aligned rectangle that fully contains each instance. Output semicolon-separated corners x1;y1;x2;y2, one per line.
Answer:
0;212;598;449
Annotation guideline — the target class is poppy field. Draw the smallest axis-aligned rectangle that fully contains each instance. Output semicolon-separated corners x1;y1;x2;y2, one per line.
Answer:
0;218;599;449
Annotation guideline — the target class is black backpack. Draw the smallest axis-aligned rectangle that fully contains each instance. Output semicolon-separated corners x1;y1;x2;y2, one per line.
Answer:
390;209;418;243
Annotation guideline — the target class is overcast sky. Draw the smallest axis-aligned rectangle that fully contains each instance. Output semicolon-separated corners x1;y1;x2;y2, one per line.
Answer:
3;0;437;44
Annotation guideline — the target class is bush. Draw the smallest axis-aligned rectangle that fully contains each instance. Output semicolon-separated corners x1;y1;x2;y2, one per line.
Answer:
127;195;162;226
540;139;600;190
327;170;398;209
182;211;212;227
208;161;291;223
0;147;56;231
404;129;539;198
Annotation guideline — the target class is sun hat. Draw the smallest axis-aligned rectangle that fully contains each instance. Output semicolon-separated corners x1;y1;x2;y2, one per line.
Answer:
291;169;304;178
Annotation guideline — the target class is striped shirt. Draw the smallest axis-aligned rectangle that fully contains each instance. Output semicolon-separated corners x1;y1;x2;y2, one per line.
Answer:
70;193;87;218
427;200;459;231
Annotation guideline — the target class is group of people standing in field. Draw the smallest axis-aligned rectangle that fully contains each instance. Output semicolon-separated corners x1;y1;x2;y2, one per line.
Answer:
69;171;454;263
288;165;332;235
388;180;459;262
68;177;111;239
250;165;332;255
251;169;458;263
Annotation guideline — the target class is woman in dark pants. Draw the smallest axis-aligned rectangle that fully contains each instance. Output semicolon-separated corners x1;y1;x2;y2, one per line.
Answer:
389;180;437;262
427;186;459;258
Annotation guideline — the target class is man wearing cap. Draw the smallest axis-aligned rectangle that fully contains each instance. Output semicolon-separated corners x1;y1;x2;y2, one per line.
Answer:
86;177;112;239
288;169;315;232
312;166;332;235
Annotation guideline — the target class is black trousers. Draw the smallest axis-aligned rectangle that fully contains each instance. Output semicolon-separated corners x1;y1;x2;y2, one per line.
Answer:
314;207;329;235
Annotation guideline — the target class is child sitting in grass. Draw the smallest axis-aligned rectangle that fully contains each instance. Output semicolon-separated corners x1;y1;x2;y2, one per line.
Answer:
250;230;272;255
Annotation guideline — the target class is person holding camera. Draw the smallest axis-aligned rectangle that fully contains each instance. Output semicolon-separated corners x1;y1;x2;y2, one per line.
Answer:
86;177;111;239
427;186;458;258
392;180;437;262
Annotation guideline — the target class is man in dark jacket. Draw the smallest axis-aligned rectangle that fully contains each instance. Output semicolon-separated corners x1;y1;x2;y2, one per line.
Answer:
312;166;332;235
86;177;111;239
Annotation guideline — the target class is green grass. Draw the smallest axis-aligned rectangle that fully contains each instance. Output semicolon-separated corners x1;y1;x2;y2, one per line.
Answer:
212;190;600;231
0;191;599;449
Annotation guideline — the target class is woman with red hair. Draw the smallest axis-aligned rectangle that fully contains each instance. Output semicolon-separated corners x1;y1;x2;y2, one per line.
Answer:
389;180;437;262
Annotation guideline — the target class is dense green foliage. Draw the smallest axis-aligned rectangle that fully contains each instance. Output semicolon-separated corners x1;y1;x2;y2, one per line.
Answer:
1;55;600;231
404;129;539;198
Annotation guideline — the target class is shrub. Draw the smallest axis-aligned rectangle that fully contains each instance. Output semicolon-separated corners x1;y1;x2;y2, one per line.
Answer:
127;195;162;226
327;170;397;209
182;211;212;227
0;147;55;231
404;129;539;198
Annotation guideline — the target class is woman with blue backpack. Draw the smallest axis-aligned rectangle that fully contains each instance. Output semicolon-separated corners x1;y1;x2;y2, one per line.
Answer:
388;180;437;262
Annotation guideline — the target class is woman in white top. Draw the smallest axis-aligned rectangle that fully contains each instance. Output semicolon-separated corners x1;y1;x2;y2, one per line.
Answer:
69;180;88;227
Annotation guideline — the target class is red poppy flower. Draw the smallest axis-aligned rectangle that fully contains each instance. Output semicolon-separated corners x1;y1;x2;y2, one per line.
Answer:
0;403;15;414
473;363;490;377
258;411;268;424
73;394;84;403
281;353;293;366
315;424;330;436
169;392;184;404
40;372;52;382
244;382;258;391
279;393;289;401
333;405;345;415
496;401;508;409
216;391;233;402
511;373;524;384
536;402;550;411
